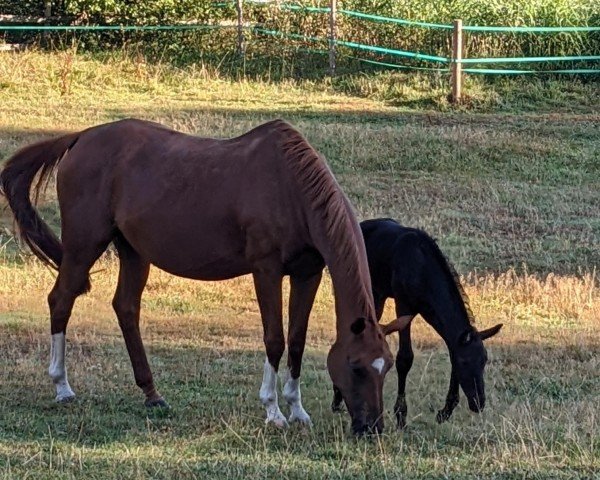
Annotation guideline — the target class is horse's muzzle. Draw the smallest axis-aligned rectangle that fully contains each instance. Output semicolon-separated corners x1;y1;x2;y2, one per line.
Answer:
352;417;384;436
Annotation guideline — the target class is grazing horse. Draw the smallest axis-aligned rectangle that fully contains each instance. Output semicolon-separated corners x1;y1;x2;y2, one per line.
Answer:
332;218;503;428
0;119;407;434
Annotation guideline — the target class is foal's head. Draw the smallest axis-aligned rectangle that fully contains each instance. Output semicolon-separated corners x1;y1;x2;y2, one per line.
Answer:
452;324;503;412
327;316;408;435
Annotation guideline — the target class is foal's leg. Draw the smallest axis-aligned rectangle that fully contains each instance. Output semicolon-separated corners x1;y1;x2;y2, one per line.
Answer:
283;271;322;425
436;367;459;423
331;293;386;413
394;306;414;429
112;236;166;407
253;269;287;427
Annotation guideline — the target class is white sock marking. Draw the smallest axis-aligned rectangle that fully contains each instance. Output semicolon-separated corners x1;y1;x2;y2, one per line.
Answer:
283;369;312;426
259;359;287;427
371;357;385;375
49;333;75;402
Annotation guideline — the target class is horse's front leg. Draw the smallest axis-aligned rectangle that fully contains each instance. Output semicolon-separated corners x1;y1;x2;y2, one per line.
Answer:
436;367;459;423
253;268;287;427
283;271;322;426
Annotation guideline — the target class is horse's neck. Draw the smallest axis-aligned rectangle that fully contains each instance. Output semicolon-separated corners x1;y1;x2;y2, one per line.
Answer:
329;264;374;334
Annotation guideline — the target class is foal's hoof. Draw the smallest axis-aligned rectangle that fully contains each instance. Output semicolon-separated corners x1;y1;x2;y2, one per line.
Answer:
396;415;408;430
145;397;170;409
436;409;452;424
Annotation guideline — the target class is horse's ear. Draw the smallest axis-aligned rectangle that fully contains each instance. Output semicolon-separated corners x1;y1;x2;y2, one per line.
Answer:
350;317;366;335
381;315;414;336
479;323;503;340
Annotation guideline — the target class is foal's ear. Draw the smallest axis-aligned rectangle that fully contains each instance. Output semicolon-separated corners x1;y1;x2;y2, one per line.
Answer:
350;317;366;335
479;323;503;340
381;315;414;336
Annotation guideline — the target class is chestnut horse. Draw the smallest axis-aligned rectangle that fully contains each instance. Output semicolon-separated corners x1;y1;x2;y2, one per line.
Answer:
0;119;408;434
332;219;503;427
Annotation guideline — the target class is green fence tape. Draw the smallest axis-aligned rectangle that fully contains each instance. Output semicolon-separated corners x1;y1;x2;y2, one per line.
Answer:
461;55;600;64
346;55;450;72
244;0;329;12
464;68;600;74
253;27;325;44
0;24;225;31
336;39;449;63
339;10;452;30
281;5;329;13
463;25;600;33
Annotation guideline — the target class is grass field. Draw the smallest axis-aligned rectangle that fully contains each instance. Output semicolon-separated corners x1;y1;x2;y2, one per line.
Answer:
0;51;599;479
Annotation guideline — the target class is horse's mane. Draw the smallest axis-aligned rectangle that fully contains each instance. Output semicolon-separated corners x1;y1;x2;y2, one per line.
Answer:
274;120;373;318
421;233;475;325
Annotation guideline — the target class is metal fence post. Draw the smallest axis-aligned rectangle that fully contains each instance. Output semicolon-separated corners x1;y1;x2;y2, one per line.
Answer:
328;0;337;75
236;0;245;56
451;19;463;103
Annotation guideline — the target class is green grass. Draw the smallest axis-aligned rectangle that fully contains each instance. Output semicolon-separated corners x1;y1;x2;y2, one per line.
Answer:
0;50;599;479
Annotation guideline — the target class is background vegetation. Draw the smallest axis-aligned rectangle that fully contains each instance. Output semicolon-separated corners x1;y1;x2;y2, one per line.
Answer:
0;15;598;479
1;0;599;73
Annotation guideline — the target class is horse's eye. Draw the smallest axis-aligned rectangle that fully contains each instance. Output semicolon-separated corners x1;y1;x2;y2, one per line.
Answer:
352;366;366;378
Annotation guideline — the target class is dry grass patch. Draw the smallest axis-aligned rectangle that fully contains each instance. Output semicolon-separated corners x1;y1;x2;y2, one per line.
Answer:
0;260;599;479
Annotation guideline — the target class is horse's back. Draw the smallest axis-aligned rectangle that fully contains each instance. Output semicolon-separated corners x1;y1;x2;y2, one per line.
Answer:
55;118;312;280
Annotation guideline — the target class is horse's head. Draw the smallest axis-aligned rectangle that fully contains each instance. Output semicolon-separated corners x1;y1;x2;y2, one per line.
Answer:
452;324;503;412
327;316;410;435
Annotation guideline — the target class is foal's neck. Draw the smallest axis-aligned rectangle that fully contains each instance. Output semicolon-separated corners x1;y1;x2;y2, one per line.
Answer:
420;277;472;348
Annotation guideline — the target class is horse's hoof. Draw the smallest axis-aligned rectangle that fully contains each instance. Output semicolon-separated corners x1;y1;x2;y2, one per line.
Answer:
145;397;170;409
397;417;407;430
55;394;76;404
266;412;289;429
289;410;312;428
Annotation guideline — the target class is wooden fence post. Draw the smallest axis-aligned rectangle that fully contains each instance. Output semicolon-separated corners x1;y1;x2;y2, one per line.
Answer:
44;0;52;18
451;19;463;103
328;0;337;75
236;0;245;57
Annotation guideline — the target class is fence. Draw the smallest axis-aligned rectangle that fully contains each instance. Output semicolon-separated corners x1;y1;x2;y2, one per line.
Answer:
1;0;599;102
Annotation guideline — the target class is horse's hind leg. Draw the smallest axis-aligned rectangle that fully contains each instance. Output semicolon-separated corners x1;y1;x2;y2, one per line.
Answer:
284;270;322;425
112;235;166;408
48;248;109;402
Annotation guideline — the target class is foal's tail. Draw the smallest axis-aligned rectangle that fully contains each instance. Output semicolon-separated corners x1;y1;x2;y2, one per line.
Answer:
0;133;80;270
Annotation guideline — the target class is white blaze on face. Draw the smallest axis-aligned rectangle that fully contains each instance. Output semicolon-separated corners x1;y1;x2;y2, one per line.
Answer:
259;359;287;427
48;333;75;402
371;357;385;375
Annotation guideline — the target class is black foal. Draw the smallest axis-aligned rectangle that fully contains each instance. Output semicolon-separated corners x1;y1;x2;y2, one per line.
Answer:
332;218;502;428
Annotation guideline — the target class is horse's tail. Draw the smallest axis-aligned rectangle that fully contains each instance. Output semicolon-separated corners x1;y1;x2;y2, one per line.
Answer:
0;133;80;270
